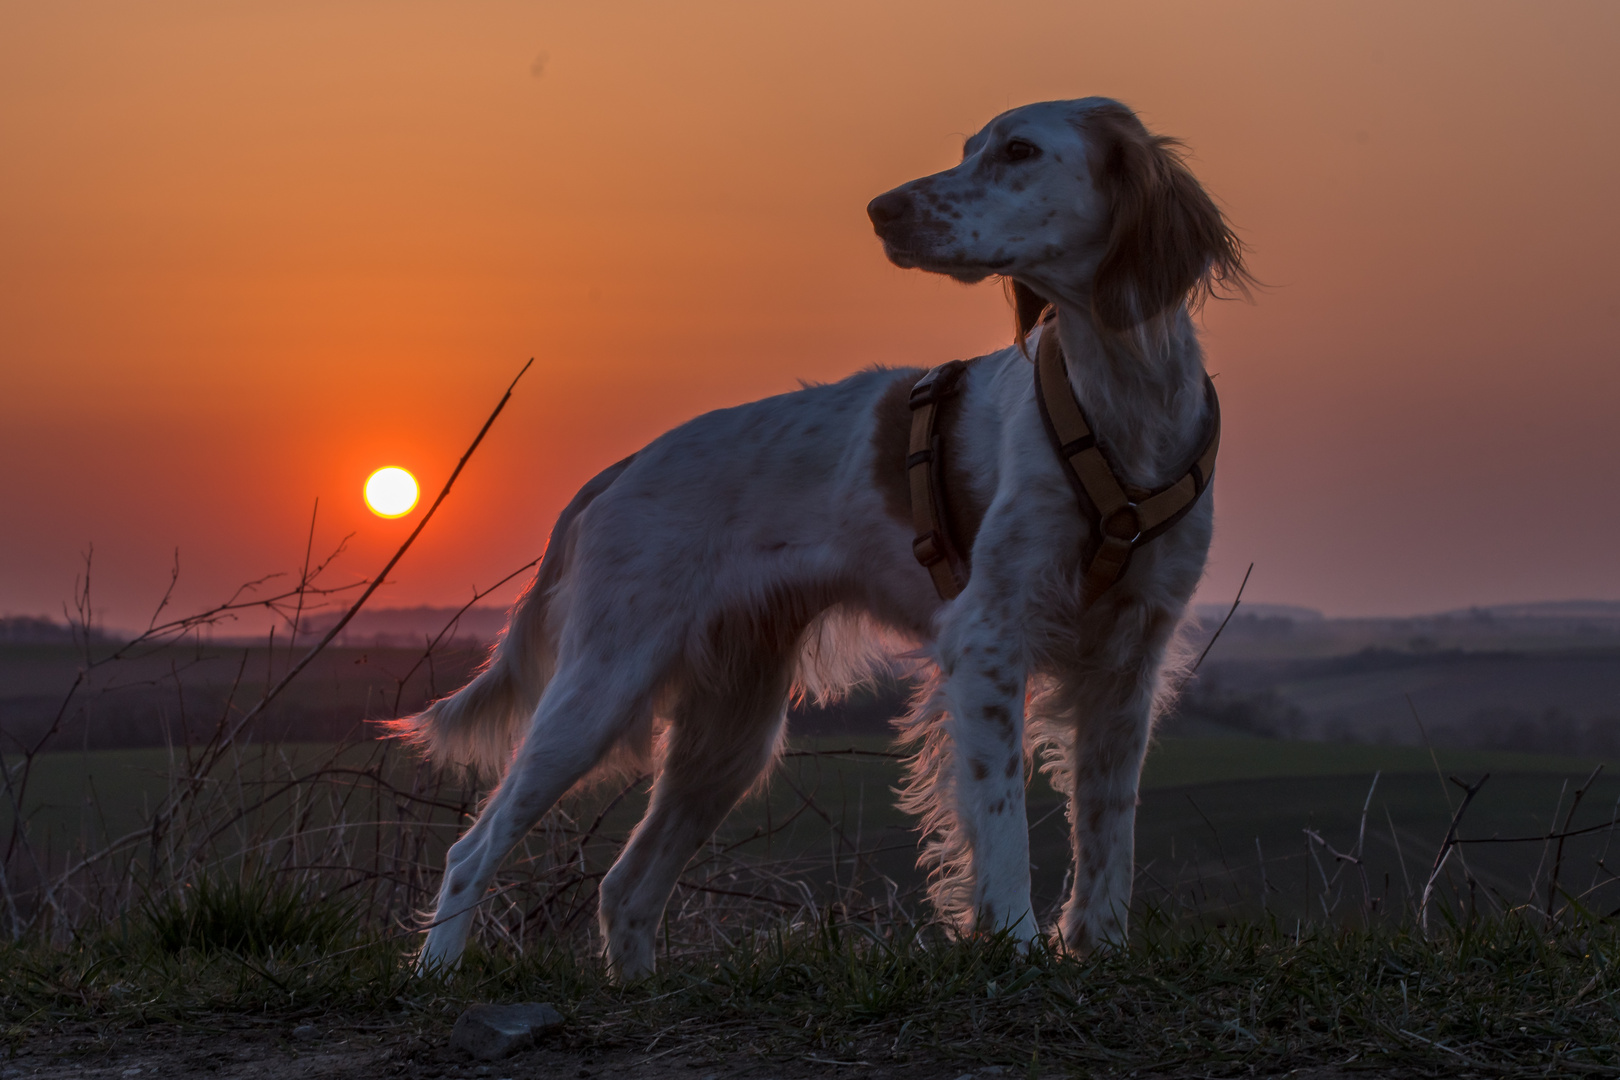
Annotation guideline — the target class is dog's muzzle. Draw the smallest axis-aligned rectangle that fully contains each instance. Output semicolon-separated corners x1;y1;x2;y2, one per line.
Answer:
866;189;913;235
866;188;937;261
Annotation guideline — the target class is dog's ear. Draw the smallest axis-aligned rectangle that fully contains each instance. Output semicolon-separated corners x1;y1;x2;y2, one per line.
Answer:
1004;278;1053;343
1081;105;1249;332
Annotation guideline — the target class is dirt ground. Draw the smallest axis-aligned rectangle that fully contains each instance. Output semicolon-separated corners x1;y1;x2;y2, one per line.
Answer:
0;1025;1406;1080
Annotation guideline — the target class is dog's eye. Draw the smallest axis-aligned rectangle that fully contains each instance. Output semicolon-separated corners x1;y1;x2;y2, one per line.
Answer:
1005;139;1040;162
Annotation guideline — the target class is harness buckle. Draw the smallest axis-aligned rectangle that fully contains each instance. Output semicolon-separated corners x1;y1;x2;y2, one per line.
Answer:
912;531;947;567
909;359;968;409
1103;503;1143;545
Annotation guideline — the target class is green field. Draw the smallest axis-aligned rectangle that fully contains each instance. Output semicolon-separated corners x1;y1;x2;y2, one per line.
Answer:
8;733;1613;928
760;736;1620;921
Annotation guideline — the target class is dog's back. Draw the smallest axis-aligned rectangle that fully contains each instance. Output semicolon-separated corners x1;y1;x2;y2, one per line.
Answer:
395;363;943;776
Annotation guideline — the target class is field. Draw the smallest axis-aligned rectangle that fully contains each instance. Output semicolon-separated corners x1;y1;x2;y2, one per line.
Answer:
5;731;1620;1079
0;641;485;750
7;615;1620;1076
1175;604;1620;753
9;732;1618;926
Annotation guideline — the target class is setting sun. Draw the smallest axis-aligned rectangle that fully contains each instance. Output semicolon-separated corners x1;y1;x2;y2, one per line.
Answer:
364;467;419;518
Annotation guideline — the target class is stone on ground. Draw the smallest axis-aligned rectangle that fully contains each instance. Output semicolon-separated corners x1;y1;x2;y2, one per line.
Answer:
450;1002;565;1061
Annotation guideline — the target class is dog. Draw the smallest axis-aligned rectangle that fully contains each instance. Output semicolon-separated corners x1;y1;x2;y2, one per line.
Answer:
394;97;1247;978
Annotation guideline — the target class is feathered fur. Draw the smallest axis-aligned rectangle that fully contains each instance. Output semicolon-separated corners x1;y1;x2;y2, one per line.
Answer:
385;455;637;776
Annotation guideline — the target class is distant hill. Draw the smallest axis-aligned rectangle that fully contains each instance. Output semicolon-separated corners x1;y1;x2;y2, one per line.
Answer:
10;598;1620;754
0;615;109;644
1;607;509;649
1463;600;1620;620
1194;602;1324;623
1172;598;1620;756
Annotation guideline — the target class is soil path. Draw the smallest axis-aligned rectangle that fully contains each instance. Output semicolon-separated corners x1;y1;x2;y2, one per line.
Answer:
0;1027;1402;1080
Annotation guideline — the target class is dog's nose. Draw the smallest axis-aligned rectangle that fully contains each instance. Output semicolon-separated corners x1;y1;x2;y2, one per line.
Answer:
866;190;913;232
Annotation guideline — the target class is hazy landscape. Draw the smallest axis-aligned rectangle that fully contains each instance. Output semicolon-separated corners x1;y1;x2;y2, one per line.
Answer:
11;597;1620;753
1176;599;1620;755
7;597;1620;921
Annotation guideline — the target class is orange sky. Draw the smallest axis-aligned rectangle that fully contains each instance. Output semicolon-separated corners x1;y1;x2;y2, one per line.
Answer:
3;0;1619;627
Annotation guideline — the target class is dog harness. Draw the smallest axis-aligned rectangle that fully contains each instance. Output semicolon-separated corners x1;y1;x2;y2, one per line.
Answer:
906;358;974;600
908;324;1221;603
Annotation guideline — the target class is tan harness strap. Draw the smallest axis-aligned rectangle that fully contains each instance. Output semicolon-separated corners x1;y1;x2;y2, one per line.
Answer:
904;324;1219;605
1033;322;1221;602
907;359;971;600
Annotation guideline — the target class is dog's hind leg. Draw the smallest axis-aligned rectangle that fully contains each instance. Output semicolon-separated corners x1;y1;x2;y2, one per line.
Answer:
417;662;656;972
597;657;793;981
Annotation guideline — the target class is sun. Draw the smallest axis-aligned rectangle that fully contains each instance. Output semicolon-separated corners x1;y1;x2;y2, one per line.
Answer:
364;467;419;518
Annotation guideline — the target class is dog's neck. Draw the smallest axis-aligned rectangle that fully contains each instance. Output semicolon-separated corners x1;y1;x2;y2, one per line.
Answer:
1048;302;1211;489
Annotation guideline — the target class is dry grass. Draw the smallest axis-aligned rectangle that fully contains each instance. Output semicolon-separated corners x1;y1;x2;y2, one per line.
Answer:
4;904;1619;1076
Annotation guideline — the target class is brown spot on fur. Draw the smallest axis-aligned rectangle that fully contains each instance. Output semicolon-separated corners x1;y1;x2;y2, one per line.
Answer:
988;799;1005;814
1005;756;1021;778
867;367;989;579
1009;279;1052;341
935;387;988;563
982;703;1013;730
969;757;990;781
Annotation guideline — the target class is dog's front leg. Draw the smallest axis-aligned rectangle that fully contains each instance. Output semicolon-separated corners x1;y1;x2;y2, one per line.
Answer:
1060;600;1184;952
940;613;1037;942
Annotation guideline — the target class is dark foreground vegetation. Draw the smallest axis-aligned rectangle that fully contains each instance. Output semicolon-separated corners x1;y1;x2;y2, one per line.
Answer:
3;901;1619;1077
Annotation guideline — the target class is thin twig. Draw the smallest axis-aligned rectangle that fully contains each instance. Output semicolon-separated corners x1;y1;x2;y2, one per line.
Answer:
1189;562;1253;675
1548;765;1604;928
220;357;535;753
25;359;534;896
1419;774;1489;936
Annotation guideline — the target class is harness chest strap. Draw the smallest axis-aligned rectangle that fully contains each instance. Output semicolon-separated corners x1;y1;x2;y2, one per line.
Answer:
904;328;1220;604
1033;323;1221;602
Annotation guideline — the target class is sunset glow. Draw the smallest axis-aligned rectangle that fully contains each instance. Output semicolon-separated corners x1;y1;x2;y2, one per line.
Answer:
2;2;1619;627
364;468;419;519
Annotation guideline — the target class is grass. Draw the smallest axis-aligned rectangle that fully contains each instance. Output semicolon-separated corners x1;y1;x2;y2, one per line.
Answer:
0;741;415;851
11;735;1618;929
137;868;361;956
10;734;1603;851
3;906;1618;1075
1138;736;1604;788
6;734;1619;1074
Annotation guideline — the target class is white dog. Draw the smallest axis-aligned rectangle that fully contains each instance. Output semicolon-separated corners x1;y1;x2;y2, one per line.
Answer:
395;97;1247;978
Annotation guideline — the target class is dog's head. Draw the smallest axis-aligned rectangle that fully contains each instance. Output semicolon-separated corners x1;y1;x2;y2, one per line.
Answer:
867;98;1247;338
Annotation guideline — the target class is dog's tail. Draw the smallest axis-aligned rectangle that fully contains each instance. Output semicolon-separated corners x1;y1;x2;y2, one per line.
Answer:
384;455;637;775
